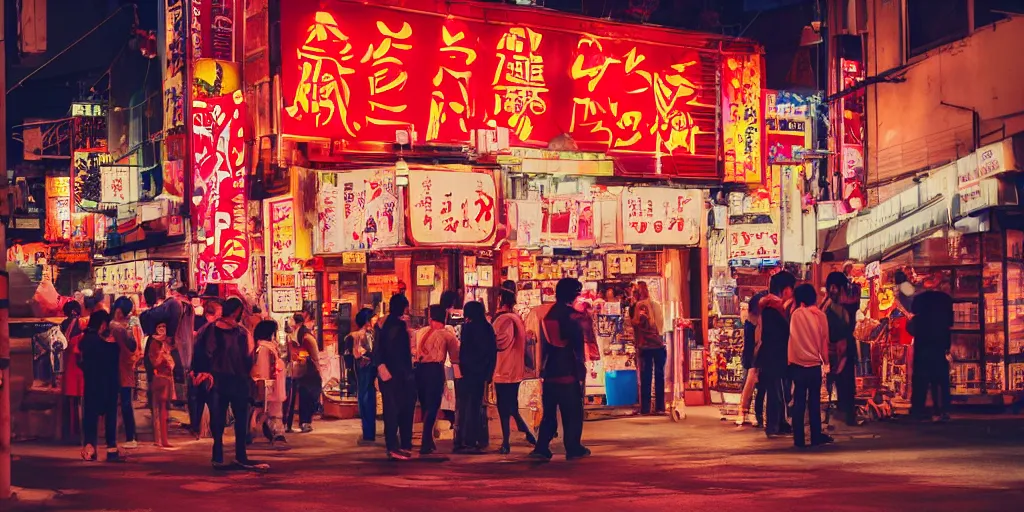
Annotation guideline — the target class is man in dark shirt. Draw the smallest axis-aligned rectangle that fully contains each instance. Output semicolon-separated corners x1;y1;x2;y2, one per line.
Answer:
373;293;416;460
908;289;954;421
825;272;860;426
757;271;796;438
192;297;266;471
78;310;124;462
530;278;590;461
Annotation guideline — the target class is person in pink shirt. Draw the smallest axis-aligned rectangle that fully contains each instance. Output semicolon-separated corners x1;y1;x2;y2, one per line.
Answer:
788;284;834;448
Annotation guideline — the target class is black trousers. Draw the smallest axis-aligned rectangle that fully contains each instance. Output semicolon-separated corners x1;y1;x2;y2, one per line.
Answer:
535;381;584;456
455;377;488;450
83;387;118;450
415;363;445;451
789;364;823;447
911;358;951;418
835;363;857;425
639;347;667;413
753;382;766;426
206;376;251;464
380;374;415;452
119;387;136;442
761;372;787;435
298;383;319;425
284;379;299;430
495;382;531;445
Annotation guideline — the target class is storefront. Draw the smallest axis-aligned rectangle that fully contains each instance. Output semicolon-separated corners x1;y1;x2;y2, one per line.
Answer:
823;136;1024;406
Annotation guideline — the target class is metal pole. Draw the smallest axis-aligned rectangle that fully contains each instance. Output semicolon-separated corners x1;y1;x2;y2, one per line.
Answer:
0;0;13;500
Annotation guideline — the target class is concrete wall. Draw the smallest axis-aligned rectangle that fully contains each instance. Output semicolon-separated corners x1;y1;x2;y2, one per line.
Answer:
863;1;1024;204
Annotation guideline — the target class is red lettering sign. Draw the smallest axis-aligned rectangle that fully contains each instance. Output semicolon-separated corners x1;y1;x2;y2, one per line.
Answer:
281;0;729;178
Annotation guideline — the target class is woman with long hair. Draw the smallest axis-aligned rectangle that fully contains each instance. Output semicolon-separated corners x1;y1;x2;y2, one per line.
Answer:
737;291;767;427
147;321;175;448
454;301;497;453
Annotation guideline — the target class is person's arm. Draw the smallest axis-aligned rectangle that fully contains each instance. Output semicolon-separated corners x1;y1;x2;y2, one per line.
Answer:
493;316;514;352
304;334;322;375
446;332;460;365
819;313;831;369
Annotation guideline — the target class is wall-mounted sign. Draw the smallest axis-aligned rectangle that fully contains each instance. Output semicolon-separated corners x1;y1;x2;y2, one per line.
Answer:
727;223;780;259
621;187;702;246
408;170;497;246
765;90;813;165
958;139;1019;215
45;176;72;241
722;54;764;184
315;168;401;253
164;0;186;131
192;91;250;284
100;165;140;204
342;251;367;266
71;102;107;118
281;0;728;178
416;264;436;286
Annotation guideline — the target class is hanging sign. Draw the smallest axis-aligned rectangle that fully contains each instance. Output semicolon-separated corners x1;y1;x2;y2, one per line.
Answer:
621;187;702;246
100;165;140;204
722;54;764;184
315;168;401;253
408;170;497;246
765;90;813;165
727;223;780;259
192;91;250;284
512;200;543;248
265;195;297;286
45;176;72;241
281;0;726;178
164;0;186;131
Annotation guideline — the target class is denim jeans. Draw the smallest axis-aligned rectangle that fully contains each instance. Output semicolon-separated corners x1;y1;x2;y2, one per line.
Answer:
356;364;378;441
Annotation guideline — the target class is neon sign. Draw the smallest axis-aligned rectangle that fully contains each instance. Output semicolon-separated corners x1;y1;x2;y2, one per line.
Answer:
281;0;730;178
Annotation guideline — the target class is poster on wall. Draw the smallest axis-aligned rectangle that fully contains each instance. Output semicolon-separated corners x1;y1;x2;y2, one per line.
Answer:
100;165;140;205
315;168;401;253
511;200;543;248
192;92;250;284
408;170;497;246
72;151;111;211
163;0;186;131
265;195;298;291
279;1;724;178
765;89;812;165
722;54;764;184
727;223;780;259
45;176;72;241
621;187;702;246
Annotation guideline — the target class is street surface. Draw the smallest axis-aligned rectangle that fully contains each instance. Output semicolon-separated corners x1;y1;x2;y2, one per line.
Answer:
7;408;1024;511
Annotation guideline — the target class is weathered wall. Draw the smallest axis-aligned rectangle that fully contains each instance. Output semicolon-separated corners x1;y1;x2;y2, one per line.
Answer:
864;1;1024;204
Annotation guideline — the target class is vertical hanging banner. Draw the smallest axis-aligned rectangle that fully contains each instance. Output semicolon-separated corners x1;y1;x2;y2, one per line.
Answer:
192;91;250;284
407;170;497;246
100;165;140;205
621;187;703;246
838;58;866;213
45;176;72;241
266;195;301;312
163;0;186;131
722;54;764;184
315;168;401;253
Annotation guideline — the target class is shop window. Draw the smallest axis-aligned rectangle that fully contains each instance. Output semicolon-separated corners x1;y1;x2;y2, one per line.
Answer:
906;0;969;58
975;0;1024;29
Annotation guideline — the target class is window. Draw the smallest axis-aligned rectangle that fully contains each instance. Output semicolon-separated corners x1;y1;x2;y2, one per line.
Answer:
975;0;1024;29
906;0;970;58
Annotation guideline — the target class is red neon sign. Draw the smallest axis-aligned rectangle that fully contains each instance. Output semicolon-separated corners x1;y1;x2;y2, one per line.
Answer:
281;0;729;178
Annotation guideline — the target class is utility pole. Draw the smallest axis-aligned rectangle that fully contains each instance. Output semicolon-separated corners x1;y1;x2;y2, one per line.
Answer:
0;0;12;501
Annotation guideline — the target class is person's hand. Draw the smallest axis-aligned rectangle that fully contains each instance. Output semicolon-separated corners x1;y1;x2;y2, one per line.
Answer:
378;365;393;382
822;364;831;376
193;372;214;389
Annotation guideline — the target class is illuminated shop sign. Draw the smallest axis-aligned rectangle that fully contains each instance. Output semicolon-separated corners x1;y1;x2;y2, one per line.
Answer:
281;0;731;178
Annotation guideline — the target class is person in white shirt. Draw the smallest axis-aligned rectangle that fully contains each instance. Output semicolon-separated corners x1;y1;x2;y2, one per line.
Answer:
787;284;834;448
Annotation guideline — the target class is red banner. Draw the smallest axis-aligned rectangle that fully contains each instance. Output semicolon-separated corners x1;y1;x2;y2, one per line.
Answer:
192;92;250;284
281;0;728;178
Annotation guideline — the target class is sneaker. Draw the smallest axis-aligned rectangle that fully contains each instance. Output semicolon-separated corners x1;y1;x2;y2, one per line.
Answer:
123;440;139;450
81;444;97;461
299;424;314;433
528;449;553;461
397;449;414;458
236;459;270;472
498;444;511;455
273;435;288;444
387;450;411;461
212;460;231;470
566;447;592;460
419;446;436;455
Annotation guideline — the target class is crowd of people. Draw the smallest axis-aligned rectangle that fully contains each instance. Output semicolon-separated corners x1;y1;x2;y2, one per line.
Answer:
735;268;954;448
60;275;615;470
